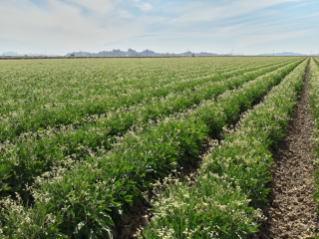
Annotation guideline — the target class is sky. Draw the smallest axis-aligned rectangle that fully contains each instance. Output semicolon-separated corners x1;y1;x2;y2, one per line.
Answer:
0;0;318;55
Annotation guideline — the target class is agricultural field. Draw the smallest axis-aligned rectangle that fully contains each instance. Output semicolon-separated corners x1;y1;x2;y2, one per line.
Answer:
1;56;319;238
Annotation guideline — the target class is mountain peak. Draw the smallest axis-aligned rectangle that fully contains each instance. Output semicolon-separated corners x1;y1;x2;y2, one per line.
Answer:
66;49;218;57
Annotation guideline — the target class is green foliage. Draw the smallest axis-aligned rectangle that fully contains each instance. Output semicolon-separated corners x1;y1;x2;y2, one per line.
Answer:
0;59;301;201
141;59;308;238
308;58;319;223
0;57;306;237
0;58;298;142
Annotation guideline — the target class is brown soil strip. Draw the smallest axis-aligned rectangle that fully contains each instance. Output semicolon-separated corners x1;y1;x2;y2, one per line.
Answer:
115;64;308;239
249;60;319;238
116;108;279;238
114;143;206;239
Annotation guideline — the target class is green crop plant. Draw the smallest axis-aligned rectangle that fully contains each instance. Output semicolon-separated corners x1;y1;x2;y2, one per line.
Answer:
141;59;308;238
0;56;306;238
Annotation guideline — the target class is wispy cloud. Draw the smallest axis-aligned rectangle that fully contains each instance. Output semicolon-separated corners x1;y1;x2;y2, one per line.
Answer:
64;0;115;14
133;0;153;11
0;0;318;54
0;0;147;53
138;3;152;11
169;0;303;25
236;30;315;47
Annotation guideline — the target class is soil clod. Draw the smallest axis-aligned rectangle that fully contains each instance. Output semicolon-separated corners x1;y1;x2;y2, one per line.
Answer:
250;60;318;238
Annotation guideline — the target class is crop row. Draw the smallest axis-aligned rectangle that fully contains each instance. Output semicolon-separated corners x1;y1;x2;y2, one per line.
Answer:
0;60;302;201
0;57;292;86
15;58;298;135
308;58;319;218
0;59;304;238
141;59;309;238
0;59;298;143
0;59;302;202
0;57;285;113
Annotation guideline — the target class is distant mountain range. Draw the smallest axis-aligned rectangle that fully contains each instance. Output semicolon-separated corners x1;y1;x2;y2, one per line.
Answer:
2;51;57;57
66;49;318;57
2;50;318;57
259;52;310;56
65;49;219;57
2;51;18;56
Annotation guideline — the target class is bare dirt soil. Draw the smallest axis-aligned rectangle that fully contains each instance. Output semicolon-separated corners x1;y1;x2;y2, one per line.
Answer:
116;61;318;239
115;149;203;239
249;60;319;239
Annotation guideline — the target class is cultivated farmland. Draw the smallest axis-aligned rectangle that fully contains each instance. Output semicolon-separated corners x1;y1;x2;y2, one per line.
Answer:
1;57;319;238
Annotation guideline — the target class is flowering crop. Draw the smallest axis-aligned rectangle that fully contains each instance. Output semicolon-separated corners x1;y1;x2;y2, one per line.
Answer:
308;58;319;214
142;59;308;238
0;58;297;142
0;57;305;238
0;59;301;202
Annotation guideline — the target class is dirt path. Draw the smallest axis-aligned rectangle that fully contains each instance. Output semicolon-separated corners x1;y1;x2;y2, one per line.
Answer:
251;60;319;238
116;62;314;239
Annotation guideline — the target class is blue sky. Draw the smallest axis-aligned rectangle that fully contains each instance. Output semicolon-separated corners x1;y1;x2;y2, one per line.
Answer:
0;0;318;55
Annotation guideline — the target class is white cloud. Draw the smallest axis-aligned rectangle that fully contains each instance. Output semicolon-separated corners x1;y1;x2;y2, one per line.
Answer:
236;30;314;47
0;0;317;55
133;0;153;11
0;0;146;53
65;0;115;14
138;2;152;11
170;0;304;25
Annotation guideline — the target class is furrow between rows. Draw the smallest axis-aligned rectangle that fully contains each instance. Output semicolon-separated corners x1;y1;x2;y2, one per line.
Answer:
0;60;301;202
0;59;298;142
0;60;305;237
138;58;309;238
